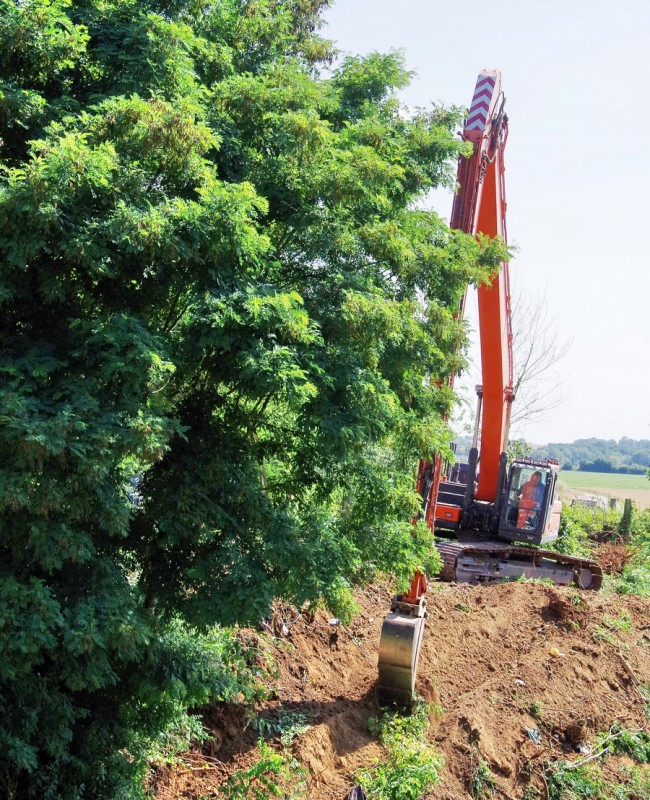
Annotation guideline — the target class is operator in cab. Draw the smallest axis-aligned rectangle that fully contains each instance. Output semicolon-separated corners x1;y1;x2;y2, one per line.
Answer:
517;470;545;529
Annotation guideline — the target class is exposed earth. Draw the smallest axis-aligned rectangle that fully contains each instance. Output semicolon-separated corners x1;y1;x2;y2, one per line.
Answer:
151;570;650;799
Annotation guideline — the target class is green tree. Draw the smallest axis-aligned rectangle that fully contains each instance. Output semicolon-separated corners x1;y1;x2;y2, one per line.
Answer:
508;437;532;461
0;0;506;795
581;457;614;473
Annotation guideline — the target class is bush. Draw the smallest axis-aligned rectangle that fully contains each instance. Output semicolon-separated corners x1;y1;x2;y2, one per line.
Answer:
557;505;650;599
0;617;265;797
554;509;593;558
615;509;650;597
356;700;443;800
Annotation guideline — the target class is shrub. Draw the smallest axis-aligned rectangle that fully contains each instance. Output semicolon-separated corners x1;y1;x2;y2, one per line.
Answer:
356;700;443;800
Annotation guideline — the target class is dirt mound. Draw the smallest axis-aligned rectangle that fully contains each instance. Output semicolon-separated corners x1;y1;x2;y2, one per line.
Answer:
152;580;650;799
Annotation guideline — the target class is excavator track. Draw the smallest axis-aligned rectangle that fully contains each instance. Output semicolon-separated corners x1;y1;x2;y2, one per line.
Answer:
436;540;603;590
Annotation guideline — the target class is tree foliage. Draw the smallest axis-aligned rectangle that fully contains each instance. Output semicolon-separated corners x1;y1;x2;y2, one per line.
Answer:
0;0;505;794
531;438;650;474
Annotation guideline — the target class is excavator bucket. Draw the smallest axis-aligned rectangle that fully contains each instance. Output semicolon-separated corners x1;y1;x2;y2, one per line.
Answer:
376;597;427;708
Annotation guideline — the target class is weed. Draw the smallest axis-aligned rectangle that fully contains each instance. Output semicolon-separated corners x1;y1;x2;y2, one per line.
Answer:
594;724;650;762
616;564;650;598
455;602;472;612
247;709;310;746
519;759;533;783
592;614;635;646
546;760;650;800
356;699;443;800
592;626;615;644
615;764;650;798
603;614;633;633
322;577;361;625
277;713;310;747
529;701;543;720
570;592;587;609
273;638;297;657
546;761;603;800
218;740;307;799
544;724;650;800
148;713;210;767
470;756;497;798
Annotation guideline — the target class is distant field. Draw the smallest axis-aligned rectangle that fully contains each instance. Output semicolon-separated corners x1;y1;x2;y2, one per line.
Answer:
558;470;650;510
559;471;650;490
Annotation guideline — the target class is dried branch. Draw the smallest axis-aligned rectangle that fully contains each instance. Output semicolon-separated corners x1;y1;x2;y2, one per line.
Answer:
509;283;572;432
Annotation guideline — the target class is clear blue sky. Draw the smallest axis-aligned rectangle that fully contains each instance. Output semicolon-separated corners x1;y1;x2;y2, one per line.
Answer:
324;0;649;445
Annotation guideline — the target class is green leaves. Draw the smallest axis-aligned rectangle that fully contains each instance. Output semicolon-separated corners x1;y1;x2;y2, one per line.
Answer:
329;50;412;124
0;0;89;88
357;700;444;800
0;577;63;678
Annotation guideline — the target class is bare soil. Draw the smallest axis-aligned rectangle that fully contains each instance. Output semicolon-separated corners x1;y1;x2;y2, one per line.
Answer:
151;576;650;799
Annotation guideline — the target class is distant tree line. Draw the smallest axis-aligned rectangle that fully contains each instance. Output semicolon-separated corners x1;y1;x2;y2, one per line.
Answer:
530;437;650;474
454;436;650;475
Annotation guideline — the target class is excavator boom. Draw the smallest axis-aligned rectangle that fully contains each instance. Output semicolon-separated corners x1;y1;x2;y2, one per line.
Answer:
450;68;513;501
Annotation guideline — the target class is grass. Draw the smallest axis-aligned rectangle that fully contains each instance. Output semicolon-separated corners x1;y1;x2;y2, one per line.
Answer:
544;725;650;800
602;614;633;632
559;471;650;491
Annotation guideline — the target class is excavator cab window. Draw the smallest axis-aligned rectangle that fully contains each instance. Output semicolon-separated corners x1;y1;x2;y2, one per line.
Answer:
503;465;548;533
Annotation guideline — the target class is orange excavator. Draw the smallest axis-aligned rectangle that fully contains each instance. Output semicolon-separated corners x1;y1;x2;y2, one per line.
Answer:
376;70;602;707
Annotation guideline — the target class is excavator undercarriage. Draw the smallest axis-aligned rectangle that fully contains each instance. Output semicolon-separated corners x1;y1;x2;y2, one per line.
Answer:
436;540;602;590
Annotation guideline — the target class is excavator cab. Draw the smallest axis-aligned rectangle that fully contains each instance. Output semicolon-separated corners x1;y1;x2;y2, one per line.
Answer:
498;459;561;546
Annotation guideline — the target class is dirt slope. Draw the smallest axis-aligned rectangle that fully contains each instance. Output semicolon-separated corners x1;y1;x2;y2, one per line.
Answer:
152;580;650;799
